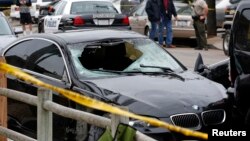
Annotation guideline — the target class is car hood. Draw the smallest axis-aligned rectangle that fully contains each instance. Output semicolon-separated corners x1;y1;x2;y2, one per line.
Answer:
0;35;16;49
83;71;227;117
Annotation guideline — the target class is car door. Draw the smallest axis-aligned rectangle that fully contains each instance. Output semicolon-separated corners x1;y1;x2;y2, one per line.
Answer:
4;38;73;140
44;0;67;33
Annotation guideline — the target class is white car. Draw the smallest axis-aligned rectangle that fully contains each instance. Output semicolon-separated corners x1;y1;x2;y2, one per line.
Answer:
10;0;54;23
38;0;130;33
216;0;231;28
129;1;195;39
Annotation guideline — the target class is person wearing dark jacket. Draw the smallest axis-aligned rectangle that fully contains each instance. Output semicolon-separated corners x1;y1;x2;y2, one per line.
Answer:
158;0;178;48
145;0;161;40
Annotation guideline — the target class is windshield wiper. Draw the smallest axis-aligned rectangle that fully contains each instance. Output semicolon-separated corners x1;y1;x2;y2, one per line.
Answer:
140;64;173;72
139;64;185;81
90;69;138;75
91;68;185;81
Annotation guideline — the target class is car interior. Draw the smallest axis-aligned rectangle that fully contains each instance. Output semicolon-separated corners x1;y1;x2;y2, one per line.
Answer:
79;42;142;71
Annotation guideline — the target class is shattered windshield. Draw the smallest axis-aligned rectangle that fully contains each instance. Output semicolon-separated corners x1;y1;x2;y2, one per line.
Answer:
68;38;184;78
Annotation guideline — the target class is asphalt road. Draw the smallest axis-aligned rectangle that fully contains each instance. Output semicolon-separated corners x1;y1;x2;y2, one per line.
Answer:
166;43;228;70
10;18;228;70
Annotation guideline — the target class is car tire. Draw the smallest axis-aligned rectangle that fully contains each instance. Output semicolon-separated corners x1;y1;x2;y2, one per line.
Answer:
223;30;230;56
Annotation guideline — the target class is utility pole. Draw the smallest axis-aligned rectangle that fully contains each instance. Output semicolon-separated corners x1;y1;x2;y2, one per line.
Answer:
206;0;217;37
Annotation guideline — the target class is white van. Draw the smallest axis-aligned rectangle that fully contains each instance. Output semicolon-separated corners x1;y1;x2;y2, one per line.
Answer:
10;0;54;23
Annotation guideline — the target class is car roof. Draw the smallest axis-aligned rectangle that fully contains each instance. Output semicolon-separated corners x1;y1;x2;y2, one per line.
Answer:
20;29;146;45
55;29;146;44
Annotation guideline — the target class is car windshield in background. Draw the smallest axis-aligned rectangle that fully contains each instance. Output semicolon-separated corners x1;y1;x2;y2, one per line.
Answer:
70;1;118;14
68;38;184;78
0;17;12;35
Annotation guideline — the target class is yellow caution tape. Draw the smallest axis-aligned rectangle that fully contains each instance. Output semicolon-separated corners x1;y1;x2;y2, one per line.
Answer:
0;62;208;140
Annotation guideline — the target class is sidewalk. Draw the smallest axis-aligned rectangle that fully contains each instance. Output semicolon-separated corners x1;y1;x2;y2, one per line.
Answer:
207;34;223;50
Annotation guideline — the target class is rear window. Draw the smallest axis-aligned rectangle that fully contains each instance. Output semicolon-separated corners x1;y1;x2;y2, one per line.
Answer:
70;1;118;14
177;6;192;15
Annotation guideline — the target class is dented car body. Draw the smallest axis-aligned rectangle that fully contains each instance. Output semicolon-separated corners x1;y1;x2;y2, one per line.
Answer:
2;29;230;140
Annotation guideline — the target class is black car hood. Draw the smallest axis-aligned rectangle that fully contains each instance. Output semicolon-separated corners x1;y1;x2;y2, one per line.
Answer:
83;71;227;117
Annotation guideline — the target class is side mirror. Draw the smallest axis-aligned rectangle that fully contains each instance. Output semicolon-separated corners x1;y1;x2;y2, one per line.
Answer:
194;53;208;73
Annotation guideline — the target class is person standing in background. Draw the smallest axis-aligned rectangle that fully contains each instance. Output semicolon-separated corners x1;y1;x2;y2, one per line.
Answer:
158;0;178;48
16;0;33;35
192;0;208;50
145;0;161;41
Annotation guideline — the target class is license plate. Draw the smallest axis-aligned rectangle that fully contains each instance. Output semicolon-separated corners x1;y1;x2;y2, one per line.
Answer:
176;21;187;27
93;14;115;19
98;20;109;25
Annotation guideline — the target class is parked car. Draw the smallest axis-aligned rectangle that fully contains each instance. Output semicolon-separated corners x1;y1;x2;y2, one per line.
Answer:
216;0;231;28
0;12;22;50
199;0;250;131
10;0;54;23
129;1;196;39
228;0;250;129
38;0;130;33
2;28;231;140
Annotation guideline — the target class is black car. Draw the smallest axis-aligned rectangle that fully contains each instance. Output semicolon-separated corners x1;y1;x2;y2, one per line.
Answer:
227;0;250;130
2;29;230;141
38;0;131;33
0;12;22;50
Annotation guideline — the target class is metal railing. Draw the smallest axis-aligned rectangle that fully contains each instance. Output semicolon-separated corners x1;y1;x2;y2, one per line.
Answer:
0;88;156;141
